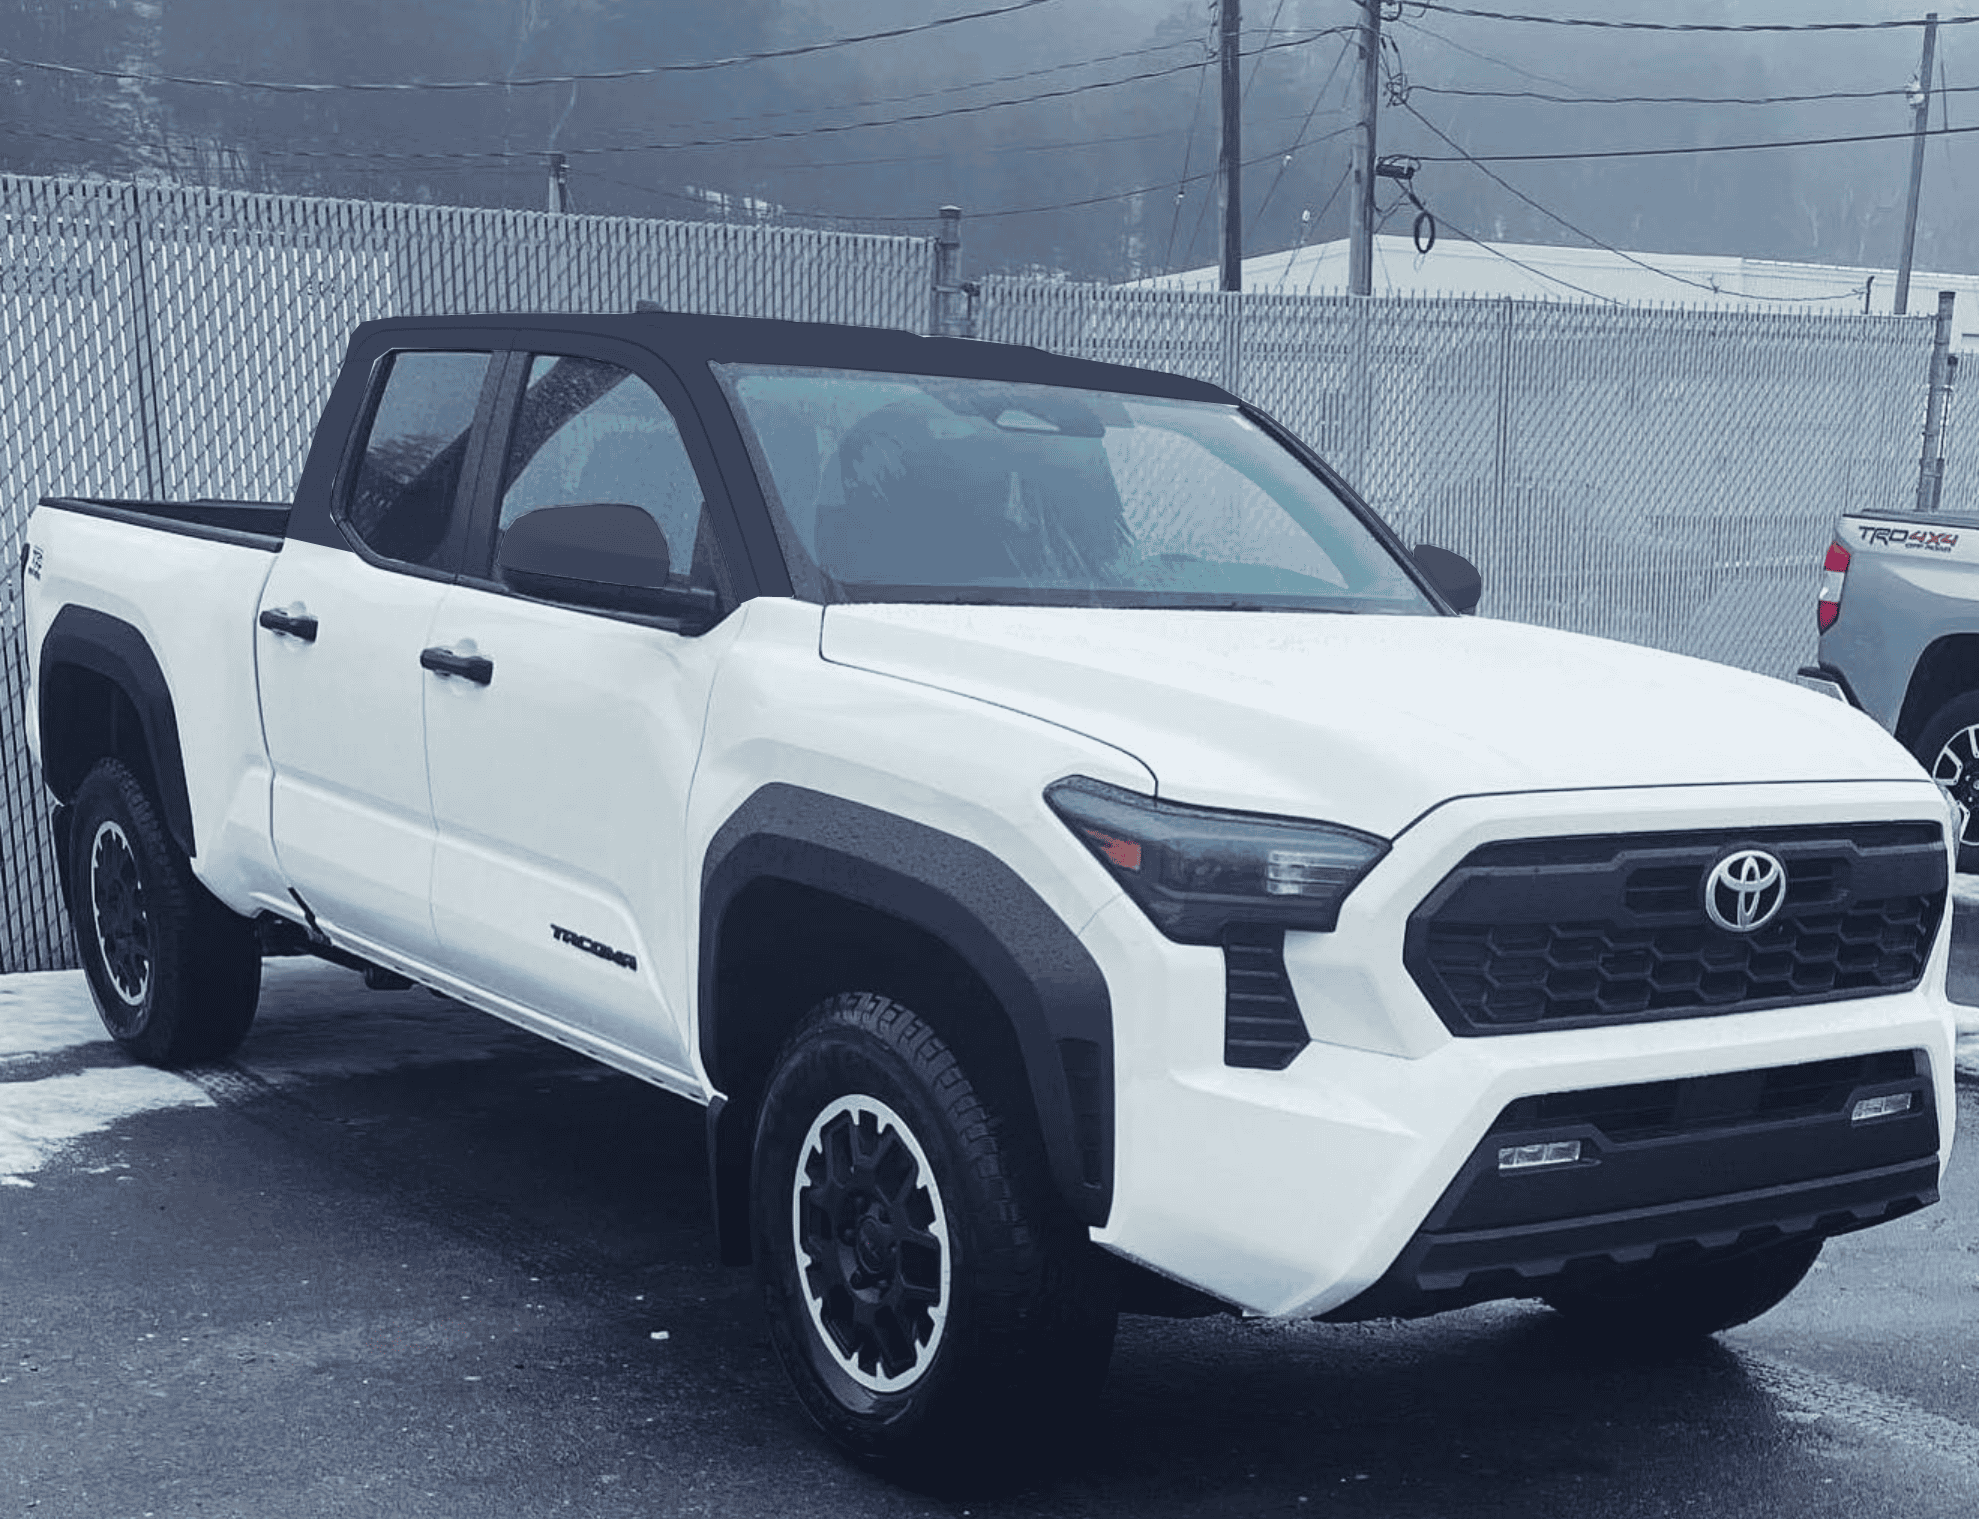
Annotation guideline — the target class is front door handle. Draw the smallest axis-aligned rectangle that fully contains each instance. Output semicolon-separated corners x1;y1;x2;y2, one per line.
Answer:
420;646;494;686
258;607;319;642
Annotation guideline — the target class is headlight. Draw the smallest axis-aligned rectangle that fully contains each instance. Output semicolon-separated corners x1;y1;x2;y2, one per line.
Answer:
1044;776;1388;943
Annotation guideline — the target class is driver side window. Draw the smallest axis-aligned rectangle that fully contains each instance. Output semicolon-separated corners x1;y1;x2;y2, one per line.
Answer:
496;355;727;598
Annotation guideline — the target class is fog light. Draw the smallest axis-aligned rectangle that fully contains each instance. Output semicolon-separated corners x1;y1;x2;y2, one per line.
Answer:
1497;1139;1582;1171
1851;1092;1914;1123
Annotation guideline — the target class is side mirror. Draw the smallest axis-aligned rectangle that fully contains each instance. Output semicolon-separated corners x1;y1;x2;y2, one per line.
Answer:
1412;542;1482;615
497;502;717;625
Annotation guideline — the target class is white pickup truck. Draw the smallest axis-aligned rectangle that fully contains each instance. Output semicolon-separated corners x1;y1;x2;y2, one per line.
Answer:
20;312;1959;1476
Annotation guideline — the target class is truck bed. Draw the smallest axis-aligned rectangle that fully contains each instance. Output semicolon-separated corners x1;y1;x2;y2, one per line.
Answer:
39;496;291;552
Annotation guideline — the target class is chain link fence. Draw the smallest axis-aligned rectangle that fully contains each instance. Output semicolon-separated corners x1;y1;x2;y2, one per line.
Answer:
976;279;1938;675
0;175;1951;972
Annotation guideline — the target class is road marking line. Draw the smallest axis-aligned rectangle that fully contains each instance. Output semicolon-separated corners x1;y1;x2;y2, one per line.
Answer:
1740;1349;1979;1471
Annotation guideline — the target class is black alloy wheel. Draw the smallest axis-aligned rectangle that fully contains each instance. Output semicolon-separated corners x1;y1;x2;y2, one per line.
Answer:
793;1092;951;1393
1912;690;1979;872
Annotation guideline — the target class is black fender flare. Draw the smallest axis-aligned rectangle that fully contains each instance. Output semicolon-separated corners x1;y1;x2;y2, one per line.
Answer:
38;605;198;859
701;783;1113;1235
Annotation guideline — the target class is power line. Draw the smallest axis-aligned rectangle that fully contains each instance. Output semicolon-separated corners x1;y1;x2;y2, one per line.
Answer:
909;127;1358;223
1163;12;1218;276
1394;15;1580;90
2;104;1327;184
0;1;1079;94
1250;36;1354;240
3;27;1352;164
586;35;1209;136
1406;5;1979;34
1408;119;1979;164
536;129;1363;227
1419;214;1624;302
1292;167;1354;292
1406;82;1978;107
1402;101;1868;303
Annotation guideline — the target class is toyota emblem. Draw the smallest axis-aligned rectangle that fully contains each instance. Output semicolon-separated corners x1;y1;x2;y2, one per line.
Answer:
1704;849;1788;933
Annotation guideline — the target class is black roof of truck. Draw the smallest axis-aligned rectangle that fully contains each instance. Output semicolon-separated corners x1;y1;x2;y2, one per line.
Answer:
347;310;1234;405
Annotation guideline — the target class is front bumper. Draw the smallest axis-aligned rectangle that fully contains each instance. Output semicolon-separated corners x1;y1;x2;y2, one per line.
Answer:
1085;779;1960;1318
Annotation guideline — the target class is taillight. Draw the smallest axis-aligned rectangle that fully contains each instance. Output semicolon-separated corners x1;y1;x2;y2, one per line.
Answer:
1817;540;1850;632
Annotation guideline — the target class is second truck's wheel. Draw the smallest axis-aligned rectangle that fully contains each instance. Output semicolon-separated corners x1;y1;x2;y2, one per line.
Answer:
67;757;262;1066
1912;690;1979;872
751;993;1116;1481
1542;1235;1825;1343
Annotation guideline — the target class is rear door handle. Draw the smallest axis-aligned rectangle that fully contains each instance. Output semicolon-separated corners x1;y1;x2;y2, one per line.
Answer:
258;607;319;642
420;646;493;686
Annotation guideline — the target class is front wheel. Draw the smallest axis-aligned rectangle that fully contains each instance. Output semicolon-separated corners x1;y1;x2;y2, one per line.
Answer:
1542;1235;1824;1342
751;993;1116;1480
1911;689;1979;872
66;758;262;1066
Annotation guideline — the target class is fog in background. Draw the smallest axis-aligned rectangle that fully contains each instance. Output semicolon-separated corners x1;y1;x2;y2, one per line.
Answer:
2;0;1972;284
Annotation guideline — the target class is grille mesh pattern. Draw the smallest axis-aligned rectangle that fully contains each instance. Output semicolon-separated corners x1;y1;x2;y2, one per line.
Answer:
1407;826;1946;1034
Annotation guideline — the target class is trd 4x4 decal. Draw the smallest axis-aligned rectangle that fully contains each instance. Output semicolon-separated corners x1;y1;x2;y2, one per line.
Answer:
1856;524;1962;553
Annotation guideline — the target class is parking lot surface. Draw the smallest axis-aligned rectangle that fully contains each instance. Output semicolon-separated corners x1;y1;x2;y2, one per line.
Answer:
4;923;1979;1518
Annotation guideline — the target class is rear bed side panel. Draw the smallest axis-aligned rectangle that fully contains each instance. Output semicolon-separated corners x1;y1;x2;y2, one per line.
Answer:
25;505;286;915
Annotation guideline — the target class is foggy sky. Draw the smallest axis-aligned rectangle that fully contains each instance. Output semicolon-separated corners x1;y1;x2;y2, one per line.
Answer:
1;1;1971;284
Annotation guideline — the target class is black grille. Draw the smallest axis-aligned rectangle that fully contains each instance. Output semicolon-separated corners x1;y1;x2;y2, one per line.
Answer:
1406;824;1946;1035
1224;927;1308;1069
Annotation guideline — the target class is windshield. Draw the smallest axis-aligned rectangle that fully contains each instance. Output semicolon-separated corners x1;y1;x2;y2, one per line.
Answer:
715;364;1433;615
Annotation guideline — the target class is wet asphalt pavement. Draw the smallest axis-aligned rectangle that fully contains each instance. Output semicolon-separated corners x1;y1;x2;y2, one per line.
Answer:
3;928;1978;1518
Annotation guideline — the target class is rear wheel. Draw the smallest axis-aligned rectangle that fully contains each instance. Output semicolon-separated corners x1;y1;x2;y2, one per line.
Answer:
1542;1235;1824;1342
1912;690;1979;872
751;993;1115;1480
67;758;261;1066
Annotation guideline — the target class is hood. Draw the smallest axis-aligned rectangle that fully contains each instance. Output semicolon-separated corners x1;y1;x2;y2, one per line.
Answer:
820;604;1927;836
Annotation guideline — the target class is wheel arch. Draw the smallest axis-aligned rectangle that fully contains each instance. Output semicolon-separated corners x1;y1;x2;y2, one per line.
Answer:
1895;633;1979;752
38;605;196;860
700;784;1113;1264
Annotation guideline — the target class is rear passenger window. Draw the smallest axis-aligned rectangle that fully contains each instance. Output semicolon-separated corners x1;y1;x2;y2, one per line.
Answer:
341;350;490;569
495;355;727;597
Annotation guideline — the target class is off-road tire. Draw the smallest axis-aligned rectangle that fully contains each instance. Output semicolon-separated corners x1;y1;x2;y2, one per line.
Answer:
751;992;1116;1481
1542;1235;1825;1342
67;757;261;1066
1911;689;1979;873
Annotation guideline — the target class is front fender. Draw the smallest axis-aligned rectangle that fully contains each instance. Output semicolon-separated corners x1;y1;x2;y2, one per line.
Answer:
701;783;1114;1230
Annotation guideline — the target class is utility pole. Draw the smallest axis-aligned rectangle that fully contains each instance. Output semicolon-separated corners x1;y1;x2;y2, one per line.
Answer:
546;152;570;213
1347;0;1383;297
1917;290;1956;510
1895;12;1939;316
1219;0;1242;291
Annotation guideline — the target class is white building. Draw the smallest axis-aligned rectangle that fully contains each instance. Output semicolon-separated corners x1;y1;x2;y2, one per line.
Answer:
1147;234;1979;346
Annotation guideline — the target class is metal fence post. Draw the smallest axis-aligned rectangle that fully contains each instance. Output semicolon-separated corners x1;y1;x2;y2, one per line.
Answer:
1917;289;1956;511
1493;297;1513;535
931;205;973;337
126;184;166;499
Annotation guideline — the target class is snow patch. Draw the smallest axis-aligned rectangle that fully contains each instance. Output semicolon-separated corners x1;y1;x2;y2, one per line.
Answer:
0;1066;210;1181
0;971;115;1060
